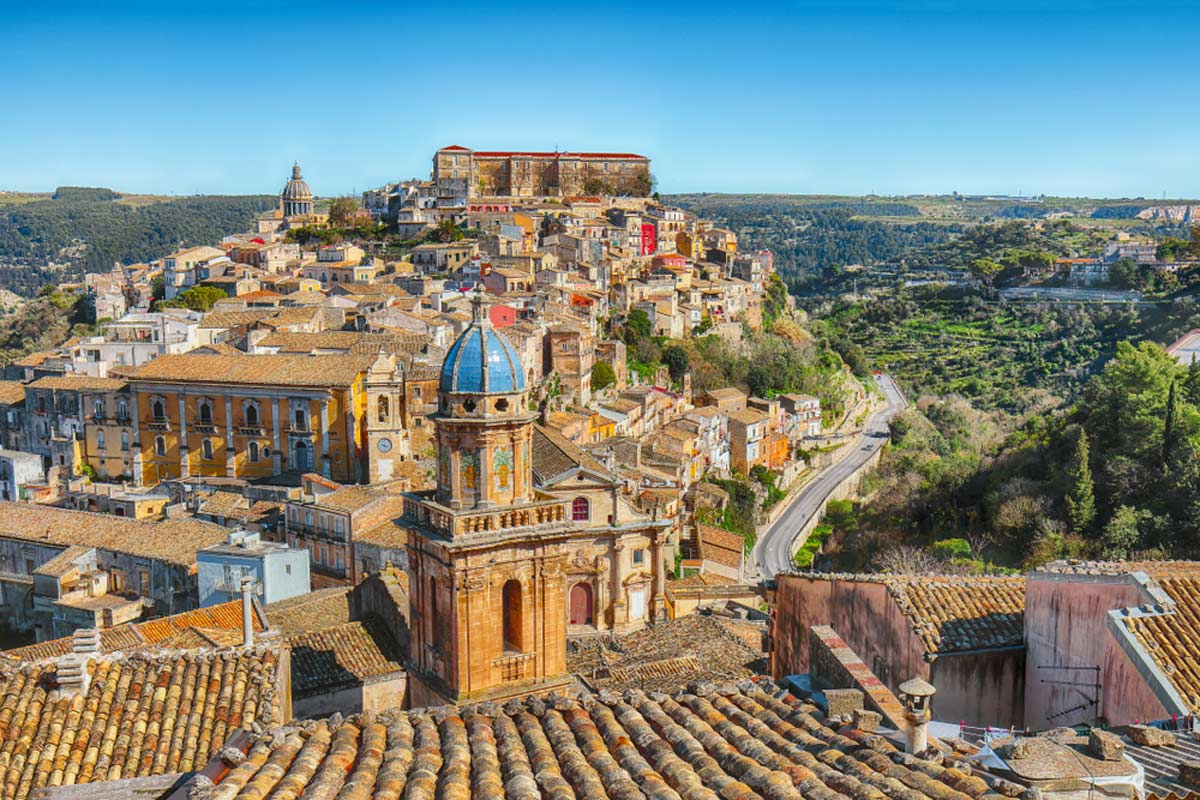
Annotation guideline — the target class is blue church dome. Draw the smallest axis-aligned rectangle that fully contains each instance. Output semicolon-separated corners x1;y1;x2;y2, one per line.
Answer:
439;321;526;394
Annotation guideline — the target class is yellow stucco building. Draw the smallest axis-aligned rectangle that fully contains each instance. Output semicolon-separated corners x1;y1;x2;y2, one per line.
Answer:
126;353;406;486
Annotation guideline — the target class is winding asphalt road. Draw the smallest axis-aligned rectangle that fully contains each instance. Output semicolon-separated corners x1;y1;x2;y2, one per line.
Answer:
753;374;908;579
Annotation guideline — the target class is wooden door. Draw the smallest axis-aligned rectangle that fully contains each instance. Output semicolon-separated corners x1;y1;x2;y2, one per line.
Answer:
570;582;593;626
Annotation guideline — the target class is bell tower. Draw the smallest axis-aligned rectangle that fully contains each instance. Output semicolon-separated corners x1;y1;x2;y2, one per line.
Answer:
404;292;574;706
365;353;409;483
433;294;536;511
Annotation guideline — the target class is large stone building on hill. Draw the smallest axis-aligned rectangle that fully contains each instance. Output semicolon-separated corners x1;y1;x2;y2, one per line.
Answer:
402;295;669;706
433;145;652;202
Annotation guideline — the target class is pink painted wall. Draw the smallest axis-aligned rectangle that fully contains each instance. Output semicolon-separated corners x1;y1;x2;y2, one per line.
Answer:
1024;575;1168;728
773;576;1022;726
930;649;1024;729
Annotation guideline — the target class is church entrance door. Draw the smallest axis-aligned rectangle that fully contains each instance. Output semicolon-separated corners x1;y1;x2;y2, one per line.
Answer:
570;582;593;626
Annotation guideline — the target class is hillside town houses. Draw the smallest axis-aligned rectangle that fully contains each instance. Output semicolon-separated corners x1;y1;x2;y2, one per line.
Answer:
7;148;1199;800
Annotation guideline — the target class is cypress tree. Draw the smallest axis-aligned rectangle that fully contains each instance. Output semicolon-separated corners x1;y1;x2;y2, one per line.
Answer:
1164;379;1180;469
1065;429;1096;535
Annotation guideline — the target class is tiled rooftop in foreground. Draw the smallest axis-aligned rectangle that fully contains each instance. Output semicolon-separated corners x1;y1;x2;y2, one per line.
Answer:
194;679;993;800
0;647;283;800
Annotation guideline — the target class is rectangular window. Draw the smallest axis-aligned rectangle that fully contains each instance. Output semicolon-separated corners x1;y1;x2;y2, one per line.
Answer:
633;549;645;566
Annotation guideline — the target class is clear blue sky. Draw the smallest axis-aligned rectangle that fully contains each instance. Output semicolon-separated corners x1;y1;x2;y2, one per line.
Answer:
2;1;1197;198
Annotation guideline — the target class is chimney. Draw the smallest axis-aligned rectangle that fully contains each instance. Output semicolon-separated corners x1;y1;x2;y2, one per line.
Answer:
240;576;255;648
899;677;936;755
59;628;100;697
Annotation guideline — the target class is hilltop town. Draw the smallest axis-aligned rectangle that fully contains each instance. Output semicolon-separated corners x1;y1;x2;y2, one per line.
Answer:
1;148;1200;800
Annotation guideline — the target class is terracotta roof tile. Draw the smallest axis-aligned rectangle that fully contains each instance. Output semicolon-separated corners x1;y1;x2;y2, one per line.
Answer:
0;381;27;405
697;524;744;569
531;425;610;484
782;573;1026;654
0;503;227;566
0;647;282;800
896;576;1025;653
568;614;767;692
26;376;127;392
263;587;351;637
1126;576;1200;712
201;679;993;800
287;616;406;697
1;599;265;663
130;353;374;388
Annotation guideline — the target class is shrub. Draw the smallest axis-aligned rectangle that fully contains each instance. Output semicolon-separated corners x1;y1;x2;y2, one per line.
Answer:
931;538;972;560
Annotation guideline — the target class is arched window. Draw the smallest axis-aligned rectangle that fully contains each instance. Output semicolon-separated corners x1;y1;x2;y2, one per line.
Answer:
154;436;166;456
117;399;128;420
96;430;106;450
201;439;213;459
378;395;389;423
198;398;213;424
248;441;260;463
152;398;165;420
572;496;590;522
93;399;104;418
502;579;523;653
245;402;259;427
120;431;129;451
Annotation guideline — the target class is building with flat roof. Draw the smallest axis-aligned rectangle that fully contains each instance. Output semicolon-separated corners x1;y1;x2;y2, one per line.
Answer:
433;145;652;201
196;528;310;607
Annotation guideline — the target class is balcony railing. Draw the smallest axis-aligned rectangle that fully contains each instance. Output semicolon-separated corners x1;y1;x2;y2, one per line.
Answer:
492;652;533;682
190;422;220;434
146;417;171;432
404;495;568;536
236;425;265;437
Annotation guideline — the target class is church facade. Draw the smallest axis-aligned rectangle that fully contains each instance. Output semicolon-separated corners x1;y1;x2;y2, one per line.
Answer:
403;296;668;706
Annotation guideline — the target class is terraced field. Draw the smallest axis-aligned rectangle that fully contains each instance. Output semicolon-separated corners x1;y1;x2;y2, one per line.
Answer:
821;290;1188;408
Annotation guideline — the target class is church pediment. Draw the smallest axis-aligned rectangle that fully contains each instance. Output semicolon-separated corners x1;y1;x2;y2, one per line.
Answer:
539;466;615;490
622;570;653;587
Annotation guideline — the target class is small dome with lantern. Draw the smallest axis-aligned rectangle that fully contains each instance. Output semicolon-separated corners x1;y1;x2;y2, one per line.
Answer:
439;297;526;395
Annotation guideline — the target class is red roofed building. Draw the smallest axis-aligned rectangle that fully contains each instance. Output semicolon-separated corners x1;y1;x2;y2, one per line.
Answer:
434;145;651;201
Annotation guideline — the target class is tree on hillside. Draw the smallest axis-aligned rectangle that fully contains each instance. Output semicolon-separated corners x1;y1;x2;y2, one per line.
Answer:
1082;340;1177;465
969;258;1004;286
1065;428;1096;534
1099;505;1141;560
662;345;690;381
590;360;615;392
623;309;652;344
1110;257;1141;289
1164;379;1181;469
159;285;227;312
1185;357;1200;407
328;197;360;227
431;219;464;243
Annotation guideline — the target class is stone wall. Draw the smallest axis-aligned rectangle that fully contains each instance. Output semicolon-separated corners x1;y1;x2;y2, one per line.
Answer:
807;625;907;729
